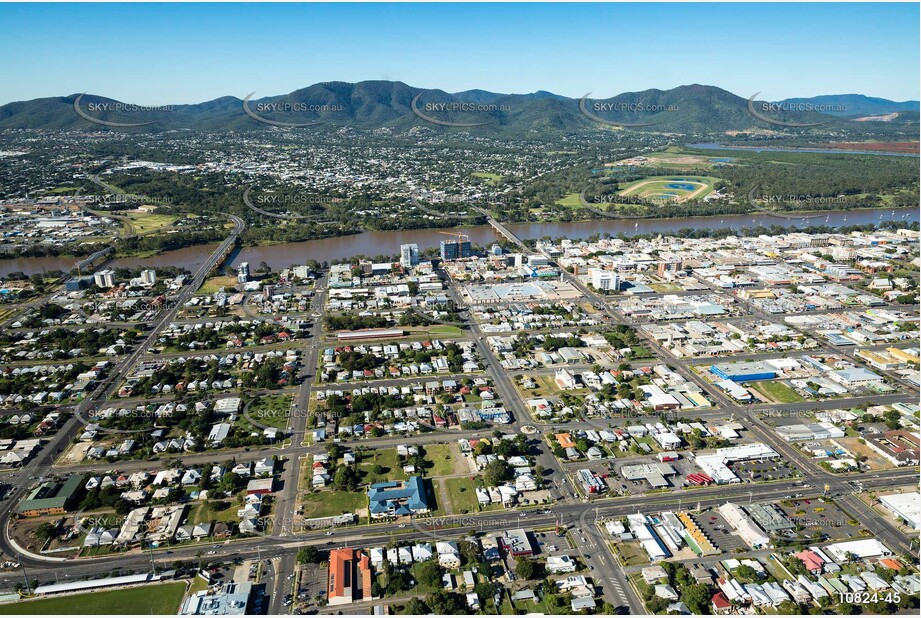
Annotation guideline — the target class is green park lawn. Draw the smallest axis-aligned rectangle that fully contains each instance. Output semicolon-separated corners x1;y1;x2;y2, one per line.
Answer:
0;582;187;615
471;172;503;185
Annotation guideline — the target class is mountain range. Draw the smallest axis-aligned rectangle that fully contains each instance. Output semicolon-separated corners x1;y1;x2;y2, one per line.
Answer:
0;82;917;135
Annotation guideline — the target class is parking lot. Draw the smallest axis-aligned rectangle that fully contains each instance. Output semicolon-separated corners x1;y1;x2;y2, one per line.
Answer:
293;563;326;612
777;498;866;541
690;510;750;553
532;529;574;557
730;458;800;482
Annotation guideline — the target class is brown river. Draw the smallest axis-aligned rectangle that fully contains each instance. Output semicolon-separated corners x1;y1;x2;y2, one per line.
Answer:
2;207;916;277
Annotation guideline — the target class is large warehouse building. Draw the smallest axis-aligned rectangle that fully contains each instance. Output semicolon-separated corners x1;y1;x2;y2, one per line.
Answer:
878;492;921;530
710;362;776;382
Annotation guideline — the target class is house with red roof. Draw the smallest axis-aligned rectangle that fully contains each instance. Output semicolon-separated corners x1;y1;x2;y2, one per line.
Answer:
794;549;825;574
711;592;732;614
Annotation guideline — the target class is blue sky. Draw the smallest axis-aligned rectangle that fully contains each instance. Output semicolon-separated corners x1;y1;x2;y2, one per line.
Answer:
0;3;918;105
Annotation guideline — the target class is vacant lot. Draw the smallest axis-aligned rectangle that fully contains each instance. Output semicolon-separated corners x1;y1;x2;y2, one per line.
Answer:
441;477;480;514
424;443;464;476
240;395;294;432
300;490;366;519
198;275;239;295
358;449;408;484
123;212;178;235
752;380;805;404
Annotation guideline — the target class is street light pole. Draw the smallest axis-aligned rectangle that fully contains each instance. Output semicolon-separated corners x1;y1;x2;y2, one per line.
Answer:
18;556;31;595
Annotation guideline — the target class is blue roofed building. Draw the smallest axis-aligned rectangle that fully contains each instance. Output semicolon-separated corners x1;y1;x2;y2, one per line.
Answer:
367;476;430;519
710;361;776;383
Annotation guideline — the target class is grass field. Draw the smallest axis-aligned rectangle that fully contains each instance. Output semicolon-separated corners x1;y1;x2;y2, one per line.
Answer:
640;148;734;169
526;374;591;399
649;282;682;293
423;443;463;476
123;212;178;235
471;172;503;185
751;380;805;404
358;449;408;484
240;395;293;432
300;489;366;519
426;324;465;337
614;542;649;567
442;477;481;514
0;582;187;615
555;192;584;208
198;275;239;295
188;496;241;525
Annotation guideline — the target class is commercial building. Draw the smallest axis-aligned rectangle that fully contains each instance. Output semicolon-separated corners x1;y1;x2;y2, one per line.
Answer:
17;475;84;516
864;430;920;466
93;269;115;288
65;276;92;291
710;362;776;383
576;468;606;494
399;243;420;268
628;514;671;561
775;423;845;442
440;239;472;261
828;367;884;388
639;385;681;411
716;379;752;401
695;443;779;485
589;268;620;292
718;502;770;548
878;492;921;530
500;528;534;556
824;539;892;562
336;328;406;342
620;463;678;488
180;581;253;615
328;548;373;606
744;503;795;533
36;573;165;598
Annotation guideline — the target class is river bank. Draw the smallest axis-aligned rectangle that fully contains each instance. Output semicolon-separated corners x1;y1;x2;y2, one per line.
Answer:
2;206;916;277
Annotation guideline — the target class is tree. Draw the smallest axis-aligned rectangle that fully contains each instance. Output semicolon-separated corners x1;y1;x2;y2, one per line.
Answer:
482;460;512;486
297;546;323;564
425;590;465;615
405;598;430;614
734;564;758;581
34;522;57;542
387;569;411;594
836;602;857;615
333;466;360;491
416;561;442;587
775;601;802;615
680;583;711;614
515;558;537;580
